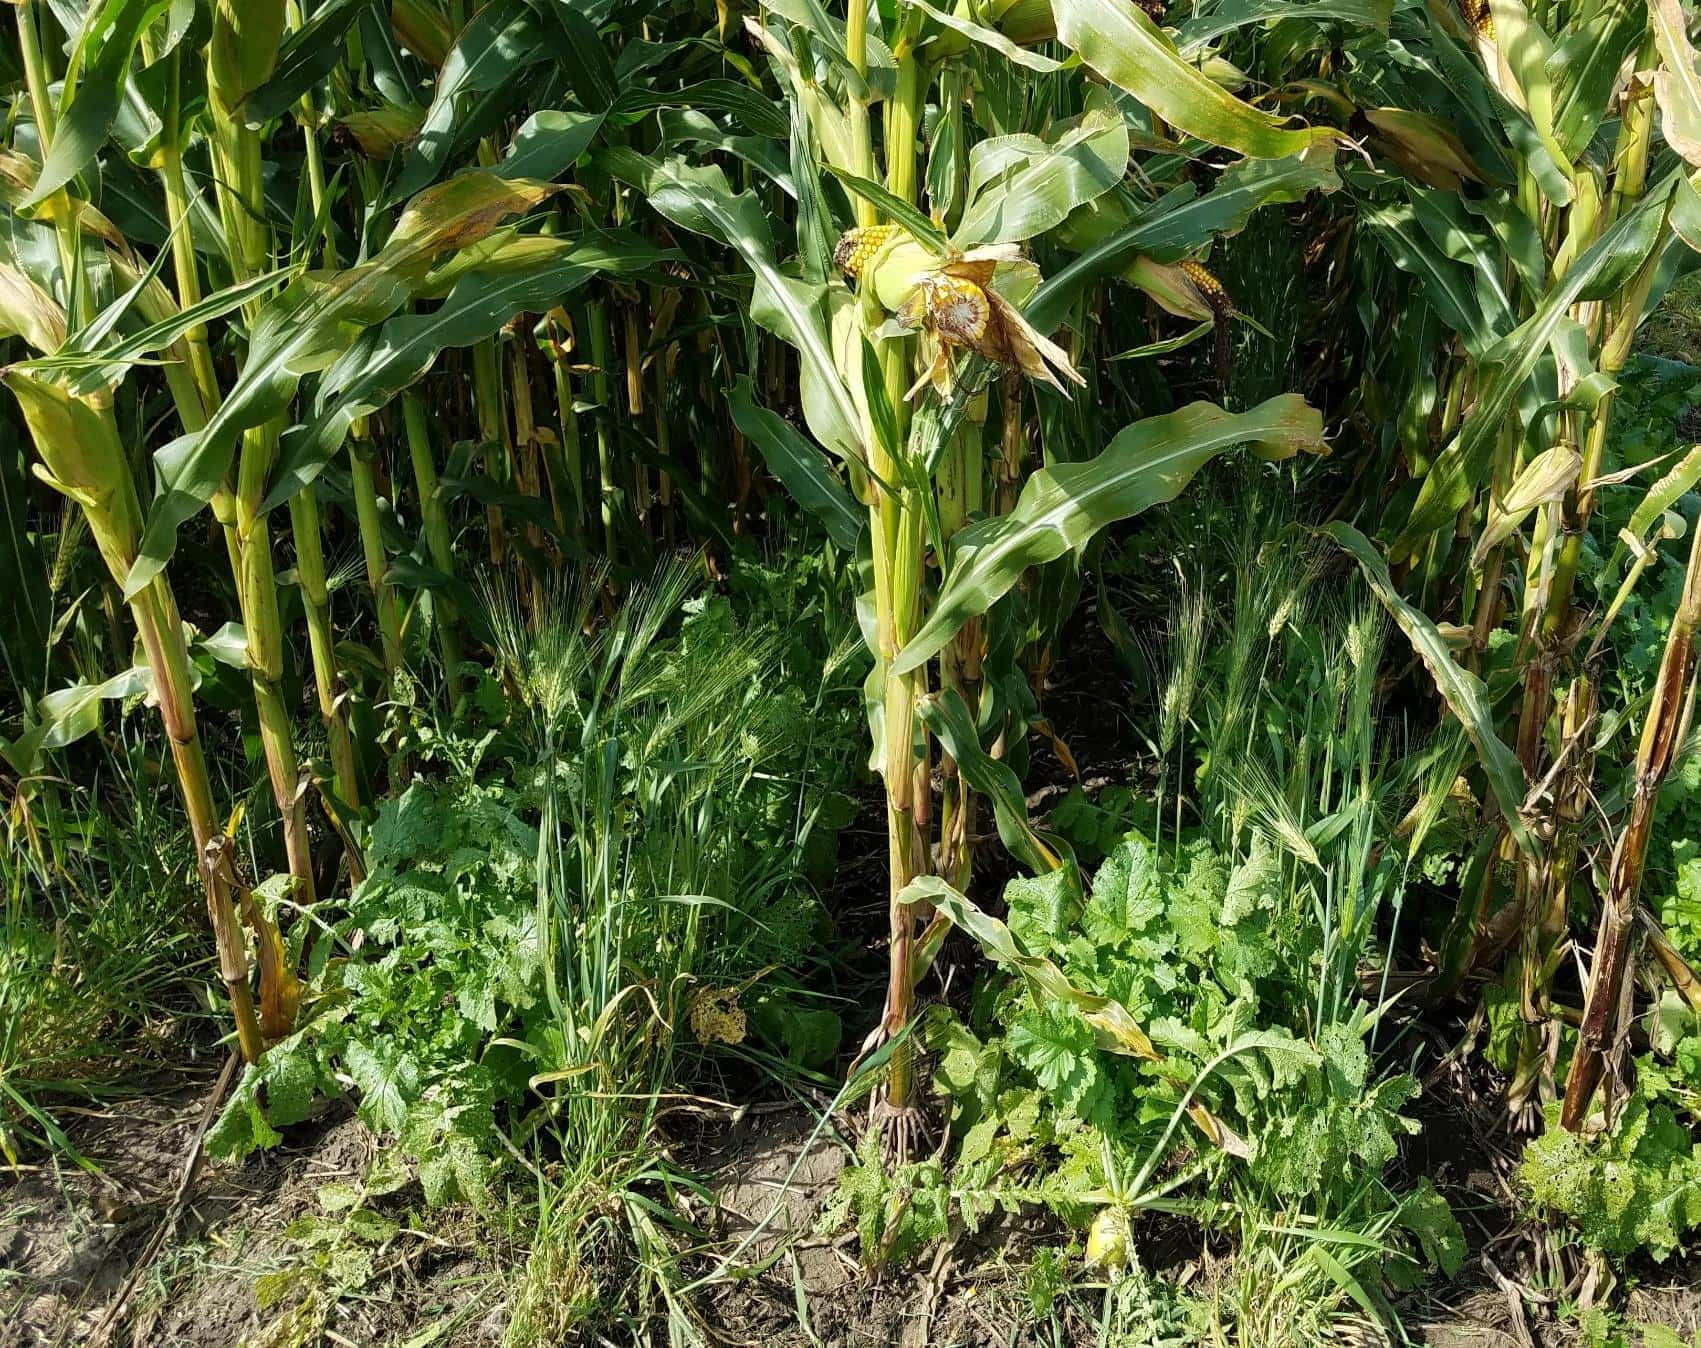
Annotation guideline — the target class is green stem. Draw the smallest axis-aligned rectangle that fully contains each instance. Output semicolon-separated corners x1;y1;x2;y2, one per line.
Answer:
289;489;360;808
349;432;406;693
284;8;363;803
550;337;586;550
404;393;466;707
472;337;510;565
207;1;316;914
871;31;929;1115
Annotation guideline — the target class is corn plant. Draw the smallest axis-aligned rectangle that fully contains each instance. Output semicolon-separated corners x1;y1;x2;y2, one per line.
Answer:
603;0;1345;1133
0;0;655;1060
1274;0;1701;1125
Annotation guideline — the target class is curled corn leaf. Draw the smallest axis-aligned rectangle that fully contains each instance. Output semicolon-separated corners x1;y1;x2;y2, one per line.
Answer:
899;874;1160;1060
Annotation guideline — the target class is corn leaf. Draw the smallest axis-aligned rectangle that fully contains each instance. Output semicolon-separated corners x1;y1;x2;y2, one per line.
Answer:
898;875;1161;1061
1483;0;1560;151
1174;0;1392;51
38;271;288;392
612;80;789;140
394;0;549;199
127;172;554;595
1628;444;1701;545
243;0;366;124
26;0;164;207
265;233;661;509
1409;188;1521;337
953;102;1129;248
1651;0;1701;167
1473;446;1581;565
761;0;897;103
917;688;1065;876
1548;0;1645;160
1393;175;1677;556
656;109;795;193
606;149;863;464
902;0;1064;71
1029;146;1337;328
895;395;1325;674
726;378;865;553
825;167;951;252
30;664;154;756
1362;201;1502;354
0;261;68;353
498;110;607;181
1052;0;1337;159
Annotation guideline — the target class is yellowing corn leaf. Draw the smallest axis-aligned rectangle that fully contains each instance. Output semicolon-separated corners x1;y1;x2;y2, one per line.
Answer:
0;262;68;354
1650;0;1701;167
1365;107;1488;189
1473;446;1582;566
126;169;557;596
899;875;1160;1060
1053;0;1340;159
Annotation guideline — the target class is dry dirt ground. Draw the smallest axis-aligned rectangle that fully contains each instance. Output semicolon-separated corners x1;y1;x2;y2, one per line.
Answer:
7;1062;1701;1347
0;1064;511;1348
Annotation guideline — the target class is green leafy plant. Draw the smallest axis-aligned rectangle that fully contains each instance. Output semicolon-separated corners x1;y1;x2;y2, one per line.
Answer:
1521;1073;1701;1260
207;776;540;1207
928;833;1420;1206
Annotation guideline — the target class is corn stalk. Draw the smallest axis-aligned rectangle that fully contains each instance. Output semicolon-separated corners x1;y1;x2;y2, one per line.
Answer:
1303;0;1701;1125
615;0;1332;1128
205;0;317;916
1563;506;1701;1127
4;370;267;1063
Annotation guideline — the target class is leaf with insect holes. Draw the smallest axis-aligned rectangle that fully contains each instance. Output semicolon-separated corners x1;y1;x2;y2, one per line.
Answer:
345;1040;419;1135
1521;1083;1701;1259
1004;869;1079;959
205;1071;283;1161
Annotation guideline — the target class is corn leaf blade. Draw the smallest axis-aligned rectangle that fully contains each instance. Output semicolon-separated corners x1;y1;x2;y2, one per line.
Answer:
1052;0;1337;159
895;395;1326;674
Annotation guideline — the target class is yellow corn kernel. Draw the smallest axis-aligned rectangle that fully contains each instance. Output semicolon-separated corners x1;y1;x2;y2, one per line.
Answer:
921;274;991;345
833;225;899;280
1178;260;1233;317
1459;0;1494;38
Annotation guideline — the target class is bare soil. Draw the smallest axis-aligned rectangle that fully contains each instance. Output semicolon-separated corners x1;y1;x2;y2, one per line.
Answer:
0;1065;510;1348
8;1054;1701;1346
